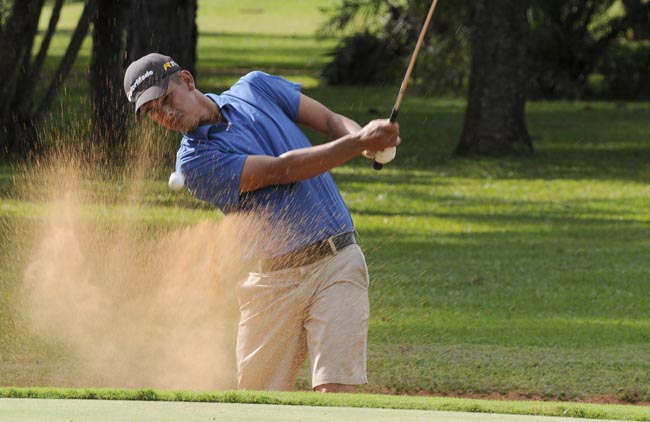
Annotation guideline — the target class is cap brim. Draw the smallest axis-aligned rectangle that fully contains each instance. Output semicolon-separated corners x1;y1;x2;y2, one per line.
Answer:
134;76;172;117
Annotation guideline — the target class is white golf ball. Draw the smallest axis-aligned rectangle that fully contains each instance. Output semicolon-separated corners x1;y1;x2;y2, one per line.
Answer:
168;171;185;191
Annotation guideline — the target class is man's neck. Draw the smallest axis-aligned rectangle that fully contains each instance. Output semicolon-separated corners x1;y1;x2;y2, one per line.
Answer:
198;92;223;126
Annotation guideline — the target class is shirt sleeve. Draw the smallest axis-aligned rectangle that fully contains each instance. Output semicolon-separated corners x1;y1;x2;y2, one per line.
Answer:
177;140;247;212
242;71;301;121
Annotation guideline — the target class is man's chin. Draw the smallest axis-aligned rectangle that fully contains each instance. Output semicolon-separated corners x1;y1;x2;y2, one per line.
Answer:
166;123;193;133
181;122;199;133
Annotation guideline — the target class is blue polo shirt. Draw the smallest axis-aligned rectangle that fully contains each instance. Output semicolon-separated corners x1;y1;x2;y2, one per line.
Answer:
175;71;354;253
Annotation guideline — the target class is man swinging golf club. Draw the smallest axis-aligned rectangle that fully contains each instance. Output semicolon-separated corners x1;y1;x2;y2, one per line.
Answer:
123;54;400;392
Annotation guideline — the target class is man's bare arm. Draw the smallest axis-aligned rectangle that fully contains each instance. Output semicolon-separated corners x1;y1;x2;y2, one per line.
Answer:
239;94;399;193
296;94;362;139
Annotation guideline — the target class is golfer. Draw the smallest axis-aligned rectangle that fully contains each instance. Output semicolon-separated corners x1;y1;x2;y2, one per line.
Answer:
123;53;400;393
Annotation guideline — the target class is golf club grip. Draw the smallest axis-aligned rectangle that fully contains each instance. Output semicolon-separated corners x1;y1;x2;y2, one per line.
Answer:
389;107;399;123
373;108;399;170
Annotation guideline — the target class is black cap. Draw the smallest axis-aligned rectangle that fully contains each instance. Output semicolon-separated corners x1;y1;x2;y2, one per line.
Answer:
123;53;182;115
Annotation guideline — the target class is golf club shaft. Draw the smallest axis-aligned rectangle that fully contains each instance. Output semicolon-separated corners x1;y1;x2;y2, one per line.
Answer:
374;0;440;170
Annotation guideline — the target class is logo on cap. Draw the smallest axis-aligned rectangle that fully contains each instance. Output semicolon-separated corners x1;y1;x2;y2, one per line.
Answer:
163;60;179;71
127;70;154;102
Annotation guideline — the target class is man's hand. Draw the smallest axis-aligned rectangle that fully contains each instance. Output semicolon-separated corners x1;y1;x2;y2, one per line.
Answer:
357;119;401;158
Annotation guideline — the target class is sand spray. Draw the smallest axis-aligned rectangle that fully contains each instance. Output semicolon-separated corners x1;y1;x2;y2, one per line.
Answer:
17;125;272;389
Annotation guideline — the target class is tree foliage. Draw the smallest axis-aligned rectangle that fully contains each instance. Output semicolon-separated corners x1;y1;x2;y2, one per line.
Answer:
597;39;650;99
321;0;473;93
527;0;627;98
621;0;650;40
322;0;648;99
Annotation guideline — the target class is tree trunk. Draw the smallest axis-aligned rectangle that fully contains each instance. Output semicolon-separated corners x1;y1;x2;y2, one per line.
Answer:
455;0;533;156
0;0;45;110
34;0;98;123
17;0;65;116
126;0;197;74
0;0;98;160
0;0;45;157
90;0;130;162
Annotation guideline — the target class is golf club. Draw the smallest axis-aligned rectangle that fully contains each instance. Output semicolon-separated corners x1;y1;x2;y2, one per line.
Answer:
374;0;440;170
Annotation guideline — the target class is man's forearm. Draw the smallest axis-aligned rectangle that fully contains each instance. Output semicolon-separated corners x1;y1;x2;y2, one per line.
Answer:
326;113;362;140
239;133;363;193
240;119;399;193
276;132;365;180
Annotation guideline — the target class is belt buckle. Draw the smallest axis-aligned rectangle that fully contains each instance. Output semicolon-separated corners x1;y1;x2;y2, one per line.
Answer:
325;236;338;255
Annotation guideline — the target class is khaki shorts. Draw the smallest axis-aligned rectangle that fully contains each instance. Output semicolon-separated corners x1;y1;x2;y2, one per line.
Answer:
236;244;369;391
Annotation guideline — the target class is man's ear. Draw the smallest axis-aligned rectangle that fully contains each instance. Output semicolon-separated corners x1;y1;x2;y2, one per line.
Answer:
179;69;196;90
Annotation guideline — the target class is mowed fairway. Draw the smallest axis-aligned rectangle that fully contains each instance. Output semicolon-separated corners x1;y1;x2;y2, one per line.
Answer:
0;398;632;422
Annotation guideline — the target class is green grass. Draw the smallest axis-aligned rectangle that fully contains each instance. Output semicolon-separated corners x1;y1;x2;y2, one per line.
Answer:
2;0;650;411
322;99;650;400
196;0;337;88
2;387;650;421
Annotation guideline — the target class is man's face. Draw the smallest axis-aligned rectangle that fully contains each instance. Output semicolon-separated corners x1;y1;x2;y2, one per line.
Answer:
140;75;201;133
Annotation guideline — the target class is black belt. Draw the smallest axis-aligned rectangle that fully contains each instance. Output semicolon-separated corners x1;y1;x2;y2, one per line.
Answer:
260;231;357;272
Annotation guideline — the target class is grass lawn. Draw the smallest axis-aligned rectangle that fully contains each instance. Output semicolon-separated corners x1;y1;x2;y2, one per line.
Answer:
1;0;650;411
0;399;630;422
2;388;650;421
